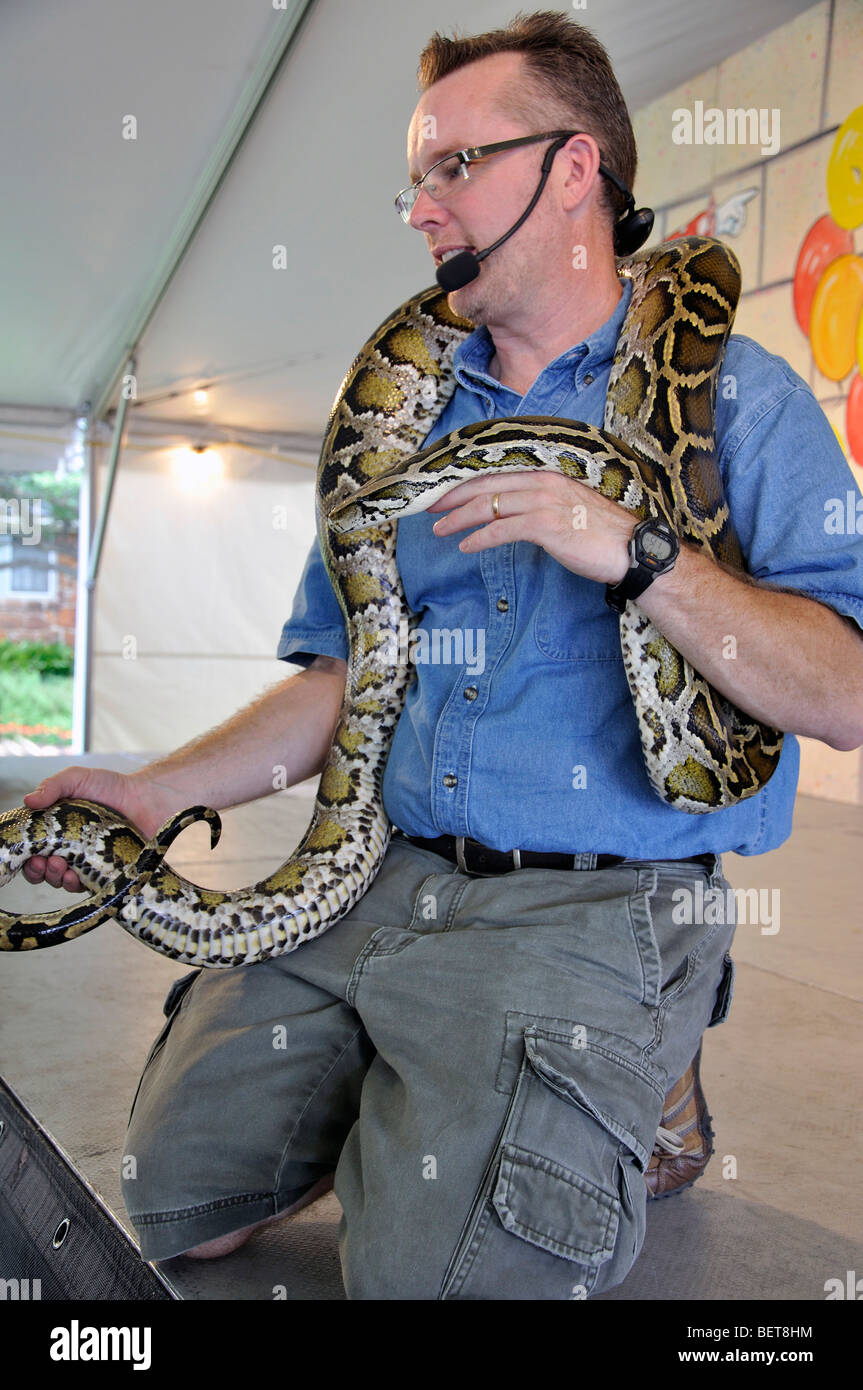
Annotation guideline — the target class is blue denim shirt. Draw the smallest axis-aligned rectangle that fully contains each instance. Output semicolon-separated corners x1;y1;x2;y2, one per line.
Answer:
278;275;863;857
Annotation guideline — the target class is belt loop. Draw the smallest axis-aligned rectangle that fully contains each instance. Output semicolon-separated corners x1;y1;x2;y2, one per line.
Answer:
512;848;521;870
571;851;598;871
455;836;468;873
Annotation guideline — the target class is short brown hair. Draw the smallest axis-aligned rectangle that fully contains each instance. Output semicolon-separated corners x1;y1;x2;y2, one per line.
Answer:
417;10;636;223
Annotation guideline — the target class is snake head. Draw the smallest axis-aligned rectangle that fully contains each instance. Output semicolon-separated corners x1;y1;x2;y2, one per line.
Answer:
328;427;494;533
329;481;425;532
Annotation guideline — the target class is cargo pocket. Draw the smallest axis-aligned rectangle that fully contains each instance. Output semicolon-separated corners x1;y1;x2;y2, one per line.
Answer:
126;969;202;1124
440;1024;665;1300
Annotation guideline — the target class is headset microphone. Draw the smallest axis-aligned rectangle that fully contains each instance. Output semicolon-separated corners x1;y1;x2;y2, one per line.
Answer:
435;139;654;293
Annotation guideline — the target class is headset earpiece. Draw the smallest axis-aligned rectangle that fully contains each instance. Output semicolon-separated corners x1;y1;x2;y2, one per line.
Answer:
598;161;655;257
613;206;655;256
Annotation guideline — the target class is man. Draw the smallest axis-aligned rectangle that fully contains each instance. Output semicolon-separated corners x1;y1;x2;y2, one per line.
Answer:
22;12;863;1298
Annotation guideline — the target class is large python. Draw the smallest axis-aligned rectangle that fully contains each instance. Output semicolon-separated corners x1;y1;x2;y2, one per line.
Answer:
0;236;782;968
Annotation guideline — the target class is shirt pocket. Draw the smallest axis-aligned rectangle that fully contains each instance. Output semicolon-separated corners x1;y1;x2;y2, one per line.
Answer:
532;560;622;663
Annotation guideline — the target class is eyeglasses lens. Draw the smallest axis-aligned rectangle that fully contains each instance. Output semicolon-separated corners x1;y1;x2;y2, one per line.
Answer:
397;154;469;221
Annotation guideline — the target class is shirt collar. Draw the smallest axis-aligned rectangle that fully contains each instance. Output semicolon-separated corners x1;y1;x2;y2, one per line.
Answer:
452;274;633;394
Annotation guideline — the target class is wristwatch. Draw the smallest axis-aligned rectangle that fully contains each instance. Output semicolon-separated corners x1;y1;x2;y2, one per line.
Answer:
605;518;680;613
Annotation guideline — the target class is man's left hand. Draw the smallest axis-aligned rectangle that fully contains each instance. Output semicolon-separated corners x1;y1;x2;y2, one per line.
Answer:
428;469;635;586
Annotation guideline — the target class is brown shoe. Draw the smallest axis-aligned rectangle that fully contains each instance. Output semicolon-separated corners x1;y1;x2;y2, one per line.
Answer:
645;1044;714;1199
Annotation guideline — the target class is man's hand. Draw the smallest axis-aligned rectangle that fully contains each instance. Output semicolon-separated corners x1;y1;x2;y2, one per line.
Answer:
21;770;175;893
19;662;349;895
428;470;635;584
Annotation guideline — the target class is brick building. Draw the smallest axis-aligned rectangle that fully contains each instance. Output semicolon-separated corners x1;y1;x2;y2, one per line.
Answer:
0;541;77;648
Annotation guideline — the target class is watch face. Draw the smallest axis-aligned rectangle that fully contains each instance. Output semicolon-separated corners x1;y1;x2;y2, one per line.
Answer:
642;530;675;563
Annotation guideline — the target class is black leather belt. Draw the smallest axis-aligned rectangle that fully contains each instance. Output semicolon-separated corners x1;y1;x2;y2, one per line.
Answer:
392;828;715;876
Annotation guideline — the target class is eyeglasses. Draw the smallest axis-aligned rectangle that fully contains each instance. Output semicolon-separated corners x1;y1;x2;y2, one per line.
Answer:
394;130;576;223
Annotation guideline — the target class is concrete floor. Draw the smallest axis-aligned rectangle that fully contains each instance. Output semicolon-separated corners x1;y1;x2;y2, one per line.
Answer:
1;752;861;1300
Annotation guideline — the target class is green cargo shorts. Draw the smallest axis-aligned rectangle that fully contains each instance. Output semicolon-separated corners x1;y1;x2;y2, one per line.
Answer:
121;836;736;1298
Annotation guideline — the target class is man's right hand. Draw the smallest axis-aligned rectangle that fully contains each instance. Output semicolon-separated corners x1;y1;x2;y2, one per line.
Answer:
19;660;348;896
21;769;169;894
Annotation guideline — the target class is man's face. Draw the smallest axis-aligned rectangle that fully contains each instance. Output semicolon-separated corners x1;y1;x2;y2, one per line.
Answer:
405;53;562;323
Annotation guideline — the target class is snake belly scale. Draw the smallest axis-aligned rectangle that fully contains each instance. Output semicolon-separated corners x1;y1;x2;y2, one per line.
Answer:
0;236;782;967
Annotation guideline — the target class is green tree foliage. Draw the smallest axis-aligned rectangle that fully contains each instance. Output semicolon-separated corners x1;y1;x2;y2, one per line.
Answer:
0;639;74;676
1;469;80;542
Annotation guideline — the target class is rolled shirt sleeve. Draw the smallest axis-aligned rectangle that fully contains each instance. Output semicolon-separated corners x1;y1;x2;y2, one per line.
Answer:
276;534;348;669
717;338;863;633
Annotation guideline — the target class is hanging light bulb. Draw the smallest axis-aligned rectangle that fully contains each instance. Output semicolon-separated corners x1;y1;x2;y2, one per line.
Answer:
172;444;224;490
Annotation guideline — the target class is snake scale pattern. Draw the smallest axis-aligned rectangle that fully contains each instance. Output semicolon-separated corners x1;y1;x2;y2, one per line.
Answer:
0;236;782;967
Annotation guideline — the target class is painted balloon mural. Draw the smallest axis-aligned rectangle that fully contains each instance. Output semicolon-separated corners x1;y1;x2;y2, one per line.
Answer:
794;105;863;465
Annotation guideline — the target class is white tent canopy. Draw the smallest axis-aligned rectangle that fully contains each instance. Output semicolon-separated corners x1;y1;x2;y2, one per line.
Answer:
0;0;816;751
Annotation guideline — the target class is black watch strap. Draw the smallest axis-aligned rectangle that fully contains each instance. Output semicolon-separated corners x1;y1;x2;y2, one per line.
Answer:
605;566;655;613
606;518;679;613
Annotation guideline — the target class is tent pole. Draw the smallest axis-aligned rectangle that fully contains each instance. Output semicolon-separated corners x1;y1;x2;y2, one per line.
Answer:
74;362;133;752
71;406;94;753
86;356;135;589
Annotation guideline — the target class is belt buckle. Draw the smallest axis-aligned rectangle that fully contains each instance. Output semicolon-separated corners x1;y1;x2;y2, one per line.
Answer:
456;837;522;875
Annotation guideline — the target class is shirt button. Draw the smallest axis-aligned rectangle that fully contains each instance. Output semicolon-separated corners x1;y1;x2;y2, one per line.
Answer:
442;774;458;788
497;597;509;612
584;372;594;385
463;686;478;700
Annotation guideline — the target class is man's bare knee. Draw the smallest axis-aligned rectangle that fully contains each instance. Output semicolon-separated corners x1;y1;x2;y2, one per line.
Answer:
182;1173;336;1259
185;1225;258;1260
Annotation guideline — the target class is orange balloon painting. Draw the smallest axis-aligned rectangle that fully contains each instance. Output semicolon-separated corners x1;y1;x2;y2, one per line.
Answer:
809;255;863;381
792;215;854;335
